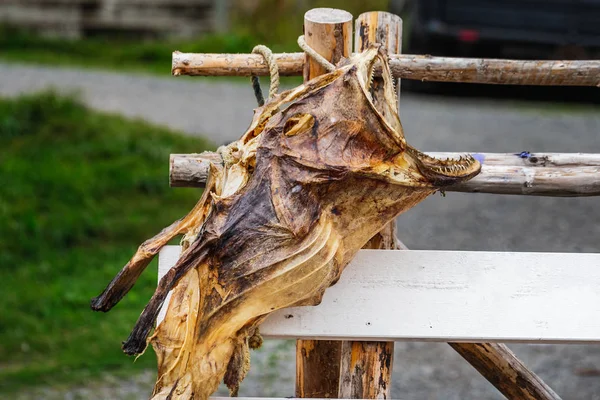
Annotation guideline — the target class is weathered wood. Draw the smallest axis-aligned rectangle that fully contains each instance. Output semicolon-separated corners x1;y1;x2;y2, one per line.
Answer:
450;165;600;196
296;340;343;398
302;8;353;81
335;11;403;399
159;246;600;344
296;8;353;398
210;398;355;400
169;152;222;187
393;56;600;87
169;152;600;197
172;52;600;87
338;341;394;399
171;52;304;77
449;343;561;400
427;152;600;167
355;11;402;97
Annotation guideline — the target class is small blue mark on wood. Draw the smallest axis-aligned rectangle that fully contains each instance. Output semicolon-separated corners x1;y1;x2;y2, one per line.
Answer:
516;151;531;159
473;153;485;164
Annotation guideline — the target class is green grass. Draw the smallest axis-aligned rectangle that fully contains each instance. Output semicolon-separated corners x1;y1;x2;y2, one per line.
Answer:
0;26;262;75
0;91;214;393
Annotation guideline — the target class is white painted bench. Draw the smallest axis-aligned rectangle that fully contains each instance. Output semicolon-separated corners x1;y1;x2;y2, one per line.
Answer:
158;246;600;343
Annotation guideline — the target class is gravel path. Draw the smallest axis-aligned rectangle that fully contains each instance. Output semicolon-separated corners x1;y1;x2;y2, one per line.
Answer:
3;62;600;399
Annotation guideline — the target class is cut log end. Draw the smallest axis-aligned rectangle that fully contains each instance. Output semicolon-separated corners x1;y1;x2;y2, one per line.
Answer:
304;8;353;24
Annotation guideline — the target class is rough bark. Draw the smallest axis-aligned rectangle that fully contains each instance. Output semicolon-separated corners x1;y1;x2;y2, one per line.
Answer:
449;343;562;400
169;152;600;197
172;52;600;87
296;340;343;398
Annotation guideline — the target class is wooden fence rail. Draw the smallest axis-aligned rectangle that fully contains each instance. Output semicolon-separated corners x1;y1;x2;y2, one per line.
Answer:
172;52;600;86
169;152;600;197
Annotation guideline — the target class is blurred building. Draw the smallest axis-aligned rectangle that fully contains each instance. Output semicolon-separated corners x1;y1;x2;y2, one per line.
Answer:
0;0;229;38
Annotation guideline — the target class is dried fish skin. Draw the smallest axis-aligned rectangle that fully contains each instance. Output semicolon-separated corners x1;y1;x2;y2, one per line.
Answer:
92;46;481;400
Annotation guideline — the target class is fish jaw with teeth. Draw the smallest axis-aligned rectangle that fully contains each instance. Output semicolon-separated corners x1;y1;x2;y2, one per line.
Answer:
91;45;480;400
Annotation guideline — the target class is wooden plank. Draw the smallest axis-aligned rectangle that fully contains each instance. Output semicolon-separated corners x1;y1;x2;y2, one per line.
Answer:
157;246;600;343
168;152;600;197
172;52;600;87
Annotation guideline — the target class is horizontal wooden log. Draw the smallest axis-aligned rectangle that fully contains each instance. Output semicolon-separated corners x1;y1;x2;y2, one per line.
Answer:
158;246;600;343
169;152;600;197
172;51;305;77
172;52;600;86
451;165;600;196
169;151;222;187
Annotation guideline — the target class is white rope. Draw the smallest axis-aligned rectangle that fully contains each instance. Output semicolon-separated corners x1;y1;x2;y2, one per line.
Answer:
250;45;280;106
297;35;336;72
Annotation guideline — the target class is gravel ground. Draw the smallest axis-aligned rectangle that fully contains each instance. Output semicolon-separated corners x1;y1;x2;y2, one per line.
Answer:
3;62;600;399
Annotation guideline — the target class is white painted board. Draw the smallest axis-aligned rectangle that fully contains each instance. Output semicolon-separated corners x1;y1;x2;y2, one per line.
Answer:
158;246;600;343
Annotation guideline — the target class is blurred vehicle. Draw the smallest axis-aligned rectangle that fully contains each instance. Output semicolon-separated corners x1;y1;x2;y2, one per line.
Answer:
404;0;600;60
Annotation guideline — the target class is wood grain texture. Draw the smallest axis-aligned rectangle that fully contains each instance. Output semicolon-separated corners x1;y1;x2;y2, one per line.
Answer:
338;341;394;399
450;165;600;196
303;8;353;80
169;152;600;196
172;52;600;87
449;343;561;400
169;152;222;187
355;11;402;99
295;340;343;398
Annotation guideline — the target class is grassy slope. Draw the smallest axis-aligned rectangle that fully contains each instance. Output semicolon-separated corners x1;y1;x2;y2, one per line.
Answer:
0;92;214;393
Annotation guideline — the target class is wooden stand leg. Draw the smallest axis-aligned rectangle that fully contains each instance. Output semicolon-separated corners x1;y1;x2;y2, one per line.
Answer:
296;8;353;398
296;340;343;398
333;11;405;400
449;343;561;400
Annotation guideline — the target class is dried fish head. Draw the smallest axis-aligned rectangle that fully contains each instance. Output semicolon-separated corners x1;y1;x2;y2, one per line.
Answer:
92;45;481;400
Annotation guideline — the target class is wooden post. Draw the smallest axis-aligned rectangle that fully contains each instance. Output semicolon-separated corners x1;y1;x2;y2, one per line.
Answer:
355;11;402;97
302;8;353;81
335;11;404;399
296;8;353;398
354;11;561;400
